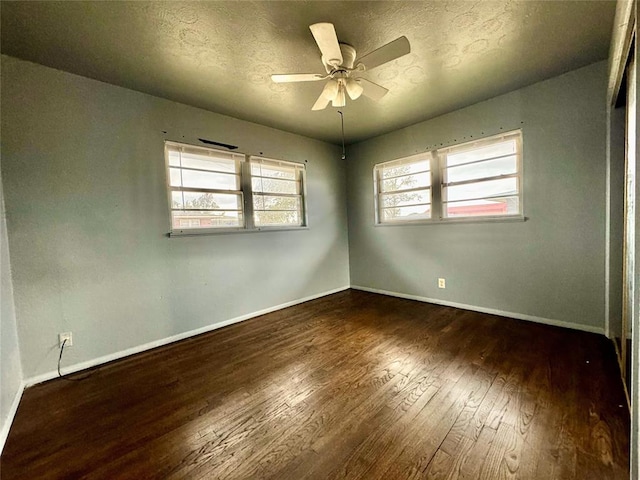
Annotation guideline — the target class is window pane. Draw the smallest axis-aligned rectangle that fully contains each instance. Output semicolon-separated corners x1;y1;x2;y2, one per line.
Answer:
172;169;239;190
252;177;299;194
171;210;243;228
254;210;301;226
168;148;240;172
380;172;430;193
251;163;297;180
169;167;182;186
380;189;430;208
168;151;181;167
380;160;429;179
446;139;517;167
444;177;518;202
445;156;517;183
444;196;520;218
253;195;300;211
381;205;431;222
184;154;237;173
171;191;242;211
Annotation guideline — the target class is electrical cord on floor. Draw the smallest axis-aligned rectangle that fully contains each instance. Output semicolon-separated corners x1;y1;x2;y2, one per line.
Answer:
57;339;94;382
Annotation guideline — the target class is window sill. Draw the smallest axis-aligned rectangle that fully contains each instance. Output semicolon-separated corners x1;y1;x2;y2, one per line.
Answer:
375;215;527;227
169;226;309;237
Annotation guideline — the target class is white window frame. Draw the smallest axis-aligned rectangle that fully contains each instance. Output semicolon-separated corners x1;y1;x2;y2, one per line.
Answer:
439;130;523;221
373;152;433;224
374;129;524;225
166;141;246;235
249;156;308;229
165;141;308;236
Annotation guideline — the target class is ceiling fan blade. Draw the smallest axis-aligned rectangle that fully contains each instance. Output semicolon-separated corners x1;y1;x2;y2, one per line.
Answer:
312;92;331;111
358;78;389;102
309;23;343;67
271;73;326;83
357;36;410;71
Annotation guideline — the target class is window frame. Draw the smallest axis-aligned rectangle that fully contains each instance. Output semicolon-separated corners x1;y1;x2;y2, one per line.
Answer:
373;152;433;224
248;155;308;230
165;141;308;236
439;130;523;221
165;141;246;235
373;129;524;226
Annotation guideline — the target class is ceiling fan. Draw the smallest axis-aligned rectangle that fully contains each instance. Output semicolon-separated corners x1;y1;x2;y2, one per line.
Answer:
271;23;411;110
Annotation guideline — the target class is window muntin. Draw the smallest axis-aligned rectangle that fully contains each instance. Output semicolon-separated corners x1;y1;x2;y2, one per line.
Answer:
373;130;523;224
250;156;306;227
440;131;522;219
374;154;432;223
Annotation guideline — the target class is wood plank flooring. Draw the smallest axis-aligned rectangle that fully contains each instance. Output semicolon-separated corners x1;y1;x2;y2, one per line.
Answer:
1;290;630;479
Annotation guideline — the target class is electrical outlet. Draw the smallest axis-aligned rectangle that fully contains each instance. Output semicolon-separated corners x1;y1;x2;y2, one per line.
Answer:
438;278;446;289
59;332;73;348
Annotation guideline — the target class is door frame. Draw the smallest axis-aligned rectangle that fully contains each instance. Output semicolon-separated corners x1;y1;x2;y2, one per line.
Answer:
606;1;638;477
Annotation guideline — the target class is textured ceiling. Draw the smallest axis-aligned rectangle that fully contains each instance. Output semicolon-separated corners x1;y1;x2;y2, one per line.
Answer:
1;1;615;145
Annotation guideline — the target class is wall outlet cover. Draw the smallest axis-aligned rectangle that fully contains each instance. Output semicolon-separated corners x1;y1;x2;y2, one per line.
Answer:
59;332;73;348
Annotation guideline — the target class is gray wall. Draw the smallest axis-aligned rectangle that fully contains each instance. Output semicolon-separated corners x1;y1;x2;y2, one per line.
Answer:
0;168;23;447
346;61;608;332
0;55;350;380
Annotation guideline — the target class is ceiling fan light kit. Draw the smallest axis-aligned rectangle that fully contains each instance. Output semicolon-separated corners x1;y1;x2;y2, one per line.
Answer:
271;22;410;110
332;84;346;108
346;78;364;100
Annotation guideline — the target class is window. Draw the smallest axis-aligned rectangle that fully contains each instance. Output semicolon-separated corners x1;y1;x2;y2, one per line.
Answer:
166;142;245;232
374;153;432;223
374;130;523;224
165;142;307;234
250;157;306;227
440;131;522;219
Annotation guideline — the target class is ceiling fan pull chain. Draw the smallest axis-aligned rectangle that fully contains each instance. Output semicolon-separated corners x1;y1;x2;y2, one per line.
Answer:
338;110;346;160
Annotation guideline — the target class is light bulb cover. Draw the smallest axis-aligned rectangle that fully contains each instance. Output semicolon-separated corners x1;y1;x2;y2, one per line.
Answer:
320;79;339;99
346;78;364;100
332;83;346;107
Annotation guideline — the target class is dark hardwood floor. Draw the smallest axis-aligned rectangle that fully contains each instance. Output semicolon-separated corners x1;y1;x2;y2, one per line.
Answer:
1;290;630;479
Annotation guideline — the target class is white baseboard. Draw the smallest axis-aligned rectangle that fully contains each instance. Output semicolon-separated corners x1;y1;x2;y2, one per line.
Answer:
24;285;350;387
9;283;604;456
0;380;25;455
351;285;605;335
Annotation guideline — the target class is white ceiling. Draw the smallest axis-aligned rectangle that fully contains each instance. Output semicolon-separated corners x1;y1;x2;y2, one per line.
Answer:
1;1;615;145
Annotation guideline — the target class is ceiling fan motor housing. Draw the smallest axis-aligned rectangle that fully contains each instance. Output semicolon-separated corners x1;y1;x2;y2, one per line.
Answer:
323;43;357;73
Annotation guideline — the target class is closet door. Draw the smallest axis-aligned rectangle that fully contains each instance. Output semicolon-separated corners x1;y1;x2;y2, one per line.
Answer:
622;45;636;388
